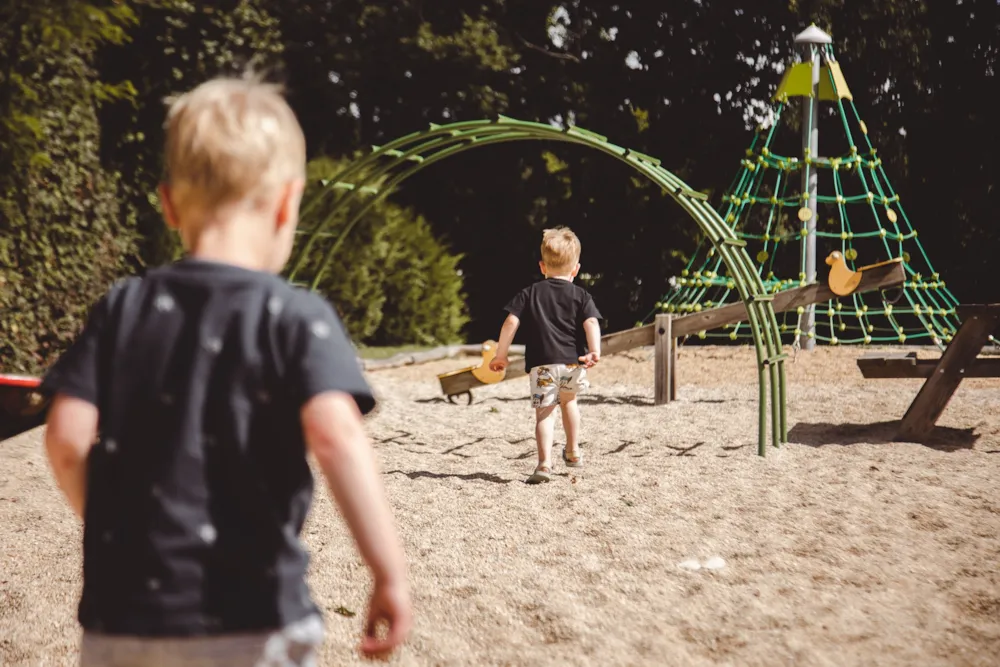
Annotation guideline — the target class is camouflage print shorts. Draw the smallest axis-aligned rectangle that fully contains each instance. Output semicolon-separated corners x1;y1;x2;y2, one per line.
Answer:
529;364;589;408
79;614;325;667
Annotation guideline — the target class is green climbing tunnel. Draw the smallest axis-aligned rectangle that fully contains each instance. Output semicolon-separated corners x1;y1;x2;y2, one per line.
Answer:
286;116;788;455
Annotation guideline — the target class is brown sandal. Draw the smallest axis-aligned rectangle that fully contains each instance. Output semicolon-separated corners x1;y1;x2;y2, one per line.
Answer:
563;446;583;468
527;465;552;484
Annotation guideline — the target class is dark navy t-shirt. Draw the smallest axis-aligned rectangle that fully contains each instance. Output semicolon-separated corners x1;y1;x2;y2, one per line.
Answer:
40;258;375;637
504;278;602;370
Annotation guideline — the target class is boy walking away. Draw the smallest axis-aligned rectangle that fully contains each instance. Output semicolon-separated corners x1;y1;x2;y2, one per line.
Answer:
490;227;602;484
41;75;411;666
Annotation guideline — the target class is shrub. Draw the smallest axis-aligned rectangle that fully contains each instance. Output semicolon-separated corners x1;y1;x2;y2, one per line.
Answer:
289;157;468;345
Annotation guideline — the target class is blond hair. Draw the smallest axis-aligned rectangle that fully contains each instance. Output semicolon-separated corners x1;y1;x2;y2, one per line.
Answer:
163;74;306;214
540;226;581;272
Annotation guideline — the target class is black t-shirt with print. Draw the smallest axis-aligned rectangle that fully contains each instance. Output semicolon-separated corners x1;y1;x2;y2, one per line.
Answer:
40;258;376;637
504;278;602;370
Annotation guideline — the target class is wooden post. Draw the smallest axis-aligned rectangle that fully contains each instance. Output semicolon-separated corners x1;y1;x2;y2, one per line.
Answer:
654;314;676;405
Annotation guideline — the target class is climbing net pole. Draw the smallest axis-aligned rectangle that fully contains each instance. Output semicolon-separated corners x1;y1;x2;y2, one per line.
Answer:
286;117;788;455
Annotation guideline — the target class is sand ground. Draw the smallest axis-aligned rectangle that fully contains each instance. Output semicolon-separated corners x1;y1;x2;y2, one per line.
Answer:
2;345;999;666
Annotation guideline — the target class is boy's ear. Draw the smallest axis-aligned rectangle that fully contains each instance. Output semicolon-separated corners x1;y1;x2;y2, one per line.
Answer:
571;263;581;277
539;260;546;276
276;180;306;230
159;184;179;230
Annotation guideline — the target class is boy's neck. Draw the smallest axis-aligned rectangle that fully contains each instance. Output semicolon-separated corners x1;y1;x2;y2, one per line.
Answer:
544;274;574;282
183;217;279;274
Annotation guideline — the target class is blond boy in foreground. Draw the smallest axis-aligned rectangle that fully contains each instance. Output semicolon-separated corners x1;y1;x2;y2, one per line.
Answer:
490;227;602;484
41;76;411;666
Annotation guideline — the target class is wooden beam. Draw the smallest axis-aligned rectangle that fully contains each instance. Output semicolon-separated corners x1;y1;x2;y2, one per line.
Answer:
858;352;1000;379
654;314;675;404
362;344;524;371
437;260;906;399
896;306;1000;441
672;260;905;338
603;323;654;355
437;325;653;398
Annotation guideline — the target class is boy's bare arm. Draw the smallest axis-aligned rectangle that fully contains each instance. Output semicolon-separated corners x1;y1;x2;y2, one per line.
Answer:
301;391;411;658
489;314;520;371
580;317;602;367
44;394;99;519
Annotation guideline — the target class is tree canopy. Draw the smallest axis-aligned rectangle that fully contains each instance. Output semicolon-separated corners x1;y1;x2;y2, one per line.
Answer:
1;0;995;367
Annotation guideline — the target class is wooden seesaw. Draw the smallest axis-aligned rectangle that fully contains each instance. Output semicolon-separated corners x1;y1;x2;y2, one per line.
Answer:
0;374;48;441
435;340;508;404
437;253;907;403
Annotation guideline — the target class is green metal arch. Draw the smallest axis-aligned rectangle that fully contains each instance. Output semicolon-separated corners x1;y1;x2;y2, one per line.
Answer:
288;116;788;455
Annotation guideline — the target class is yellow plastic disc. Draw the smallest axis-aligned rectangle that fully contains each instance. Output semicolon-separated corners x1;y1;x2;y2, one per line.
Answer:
886;208;898;223
797;207;813;222
756;250;769;263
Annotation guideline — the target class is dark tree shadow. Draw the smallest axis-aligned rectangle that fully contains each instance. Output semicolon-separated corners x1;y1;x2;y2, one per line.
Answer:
788;421;980;452
386;470;514;485
415;394;662;407
578;394;656;407
386;469;571;485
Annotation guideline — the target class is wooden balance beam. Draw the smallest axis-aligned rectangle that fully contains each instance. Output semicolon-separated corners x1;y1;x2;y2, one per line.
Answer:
438;259;906;402
857;304;1000;441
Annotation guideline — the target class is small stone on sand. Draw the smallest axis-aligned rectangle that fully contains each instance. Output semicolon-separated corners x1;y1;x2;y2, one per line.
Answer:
703;556;726;570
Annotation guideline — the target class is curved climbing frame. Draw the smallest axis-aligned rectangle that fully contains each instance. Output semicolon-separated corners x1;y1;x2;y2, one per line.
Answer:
287;116;788;455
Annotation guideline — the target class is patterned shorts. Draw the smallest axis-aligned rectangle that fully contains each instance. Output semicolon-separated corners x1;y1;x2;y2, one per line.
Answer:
530;364;589;408
79;614;324;667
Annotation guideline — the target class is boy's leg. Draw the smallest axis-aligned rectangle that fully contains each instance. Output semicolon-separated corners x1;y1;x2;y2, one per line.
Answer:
528;366;559;483
559;391;581;463
534;404;557;469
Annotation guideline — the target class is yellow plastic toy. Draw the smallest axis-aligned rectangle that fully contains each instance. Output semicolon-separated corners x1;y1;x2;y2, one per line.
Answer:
435;340;507;404
825;251;902;296
470;340;507;384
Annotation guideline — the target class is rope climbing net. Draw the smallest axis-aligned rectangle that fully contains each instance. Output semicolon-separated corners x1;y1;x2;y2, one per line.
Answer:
652;42;979;350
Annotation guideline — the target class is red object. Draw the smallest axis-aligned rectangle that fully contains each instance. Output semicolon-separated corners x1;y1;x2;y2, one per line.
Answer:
0;374;47;440
0;374;42;389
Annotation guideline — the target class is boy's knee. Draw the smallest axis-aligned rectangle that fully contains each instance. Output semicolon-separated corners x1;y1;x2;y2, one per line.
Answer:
535;405;556;420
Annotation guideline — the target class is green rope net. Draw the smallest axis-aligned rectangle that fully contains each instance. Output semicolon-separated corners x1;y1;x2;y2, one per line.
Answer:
650;43;986;350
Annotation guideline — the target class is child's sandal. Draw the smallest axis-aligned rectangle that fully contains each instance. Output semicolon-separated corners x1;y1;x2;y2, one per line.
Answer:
527;465;552;484
563;446;583;468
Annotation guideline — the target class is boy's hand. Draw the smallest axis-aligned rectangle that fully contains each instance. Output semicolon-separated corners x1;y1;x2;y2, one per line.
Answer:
489;355;509;372
360;580;413;660
579;352;600;368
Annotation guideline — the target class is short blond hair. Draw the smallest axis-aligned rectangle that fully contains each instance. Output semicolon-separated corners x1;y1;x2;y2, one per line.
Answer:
540;226;581;271
163;74;306;213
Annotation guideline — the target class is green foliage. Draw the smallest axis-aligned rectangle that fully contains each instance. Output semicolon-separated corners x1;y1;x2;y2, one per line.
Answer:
1;0;995;366
0;1;138;373
96;0;283;269
292;157;469;346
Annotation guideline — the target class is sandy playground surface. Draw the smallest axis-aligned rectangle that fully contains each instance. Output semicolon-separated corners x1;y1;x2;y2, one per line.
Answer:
2;345;999;666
